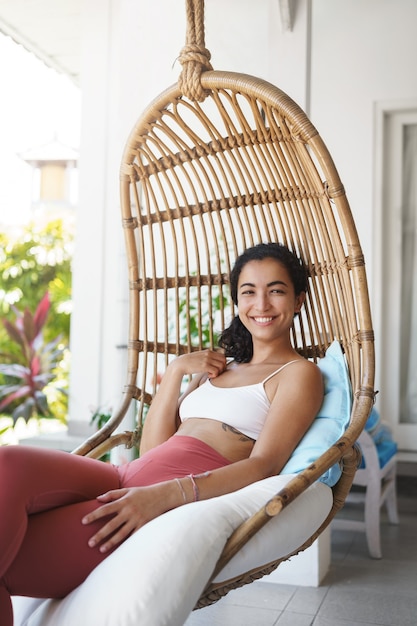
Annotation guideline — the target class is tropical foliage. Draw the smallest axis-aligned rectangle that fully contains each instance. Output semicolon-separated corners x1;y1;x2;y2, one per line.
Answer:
0;219;72;428
0;219;72;347
0;292;67;423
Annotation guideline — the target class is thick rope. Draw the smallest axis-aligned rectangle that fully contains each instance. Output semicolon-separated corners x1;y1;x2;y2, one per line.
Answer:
178;0;213;102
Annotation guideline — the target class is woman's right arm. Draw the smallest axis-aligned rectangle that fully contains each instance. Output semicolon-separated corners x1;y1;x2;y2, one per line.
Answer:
139;350;226;454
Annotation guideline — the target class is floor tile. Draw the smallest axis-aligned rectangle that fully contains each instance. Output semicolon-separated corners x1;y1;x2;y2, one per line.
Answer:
312;618;380;626
185;602;281;625
276;611;315;625
216;581;296;610
284;585;329;615
316;586;417;626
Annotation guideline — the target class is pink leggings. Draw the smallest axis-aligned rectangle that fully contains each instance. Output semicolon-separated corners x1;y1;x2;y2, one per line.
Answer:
0;436;230;626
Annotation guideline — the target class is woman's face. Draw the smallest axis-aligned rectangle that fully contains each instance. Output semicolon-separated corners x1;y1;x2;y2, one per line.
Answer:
236;257;305;341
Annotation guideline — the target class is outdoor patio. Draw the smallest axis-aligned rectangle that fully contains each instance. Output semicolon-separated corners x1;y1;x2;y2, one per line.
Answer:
186;472;417;626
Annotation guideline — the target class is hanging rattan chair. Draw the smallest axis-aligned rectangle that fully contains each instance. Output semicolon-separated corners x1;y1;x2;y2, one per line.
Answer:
74;0;374;608
12;1;375;622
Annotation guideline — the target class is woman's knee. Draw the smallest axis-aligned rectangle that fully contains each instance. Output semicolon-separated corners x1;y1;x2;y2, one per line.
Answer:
0;446;48;491
0;446;26;480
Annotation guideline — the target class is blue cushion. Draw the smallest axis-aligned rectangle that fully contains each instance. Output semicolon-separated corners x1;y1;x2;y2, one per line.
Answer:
364;406;380;433
281;341;352;487
363;439;397;469
359;413;397;468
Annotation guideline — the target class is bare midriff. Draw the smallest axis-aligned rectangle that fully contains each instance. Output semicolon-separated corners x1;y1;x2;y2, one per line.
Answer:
176;418;255;463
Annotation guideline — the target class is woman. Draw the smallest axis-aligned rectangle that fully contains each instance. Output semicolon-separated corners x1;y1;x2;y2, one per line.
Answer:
0;242;323;625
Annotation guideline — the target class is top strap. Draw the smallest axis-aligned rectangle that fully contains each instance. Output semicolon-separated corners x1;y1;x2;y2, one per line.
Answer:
261;360;300;384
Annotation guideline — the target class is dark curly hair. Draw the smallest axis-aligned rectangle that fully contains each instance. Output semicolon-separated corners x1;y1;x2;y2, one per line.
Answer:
218;243;308;363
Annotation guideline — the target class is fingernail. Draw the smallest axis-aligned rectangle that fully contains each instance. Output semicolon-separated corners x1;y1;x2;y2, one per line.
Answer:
88;539;96;547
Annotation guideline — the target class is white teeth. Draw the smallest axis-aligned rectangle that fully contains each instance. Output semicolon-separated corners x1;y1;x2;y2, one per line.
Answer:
254;317;273;323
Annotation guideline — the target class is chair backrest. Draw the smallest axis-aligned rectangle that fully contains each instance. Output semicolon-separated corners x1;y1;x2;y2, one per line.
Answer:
74;70;375;462
127;70;374;421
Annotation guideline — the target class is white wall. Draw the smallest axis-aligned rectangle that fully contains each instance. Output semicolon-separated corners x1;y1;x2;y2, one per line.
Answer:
310;0;417;392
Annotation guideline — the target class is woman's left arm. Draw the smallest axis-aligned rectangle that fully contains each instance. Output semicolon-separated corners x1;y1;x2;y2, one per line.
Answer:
173;358;324;497
250;358;324;475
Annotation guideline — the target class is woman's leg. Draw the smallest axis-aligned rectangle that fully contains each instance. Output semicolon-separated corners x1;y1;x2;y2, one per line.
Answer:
0;446;120;623
1;437;231;624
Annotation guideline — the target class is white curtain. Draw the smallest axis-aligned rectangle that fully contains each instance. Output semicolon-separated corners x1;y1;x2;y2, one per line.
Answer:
400;124;417;423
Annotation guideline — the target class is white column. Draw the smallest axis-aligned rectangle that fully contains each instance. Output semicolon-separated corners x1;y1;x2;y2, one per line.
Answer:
262;528;331;586
68;0;187;434
67;0;114;436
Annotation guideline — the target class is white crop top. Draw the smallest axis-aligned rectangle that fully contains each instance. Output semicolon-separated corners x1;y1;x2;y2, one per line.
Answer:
179;360;299;440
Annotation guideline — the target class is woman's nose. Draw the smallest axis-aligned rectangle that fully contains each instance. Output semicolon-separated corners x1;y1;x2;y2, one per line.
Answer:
254;293;270;311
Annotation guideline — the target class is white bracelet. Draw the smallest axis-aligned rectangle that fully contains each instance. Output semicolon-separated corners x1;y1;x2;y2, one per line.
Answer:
175;478;187;503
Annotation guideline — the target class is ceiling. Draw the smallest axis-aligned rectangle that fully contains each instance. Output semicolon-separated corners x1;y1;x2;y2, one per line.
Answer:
0;0;82;85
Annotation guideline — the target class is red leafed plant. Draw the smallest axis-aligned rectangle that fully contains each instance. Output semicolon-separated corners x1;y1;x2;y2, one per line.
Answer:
0;292;66;423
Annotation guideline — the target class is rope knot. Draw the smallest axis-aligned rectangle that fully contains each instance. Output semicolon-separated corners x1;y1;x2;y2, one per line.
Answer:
178;43;212;69
178;0;213;102
178;43;213;102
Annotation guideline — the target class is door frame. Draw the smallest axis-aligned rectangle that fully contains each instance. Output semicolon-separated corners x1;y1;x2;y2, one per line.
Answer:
374;100;417;453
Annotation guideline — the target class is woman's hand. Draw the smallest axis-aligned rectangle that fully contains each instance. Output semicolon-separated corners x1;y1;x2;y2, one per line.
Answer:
82;483;175;553
171;349;227;379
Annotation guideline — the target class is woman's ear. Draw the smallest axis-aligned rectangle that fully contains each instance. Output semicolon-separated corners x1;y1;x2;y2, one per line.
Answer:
294;291;306;314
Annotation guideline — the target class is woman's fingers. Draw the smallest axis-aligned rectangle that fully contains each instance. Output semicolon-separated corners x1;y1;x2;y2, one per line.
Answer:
88;512;134;552
96;488;128;503
177;349;227;378
81;489;127;524
197;350;227;377
87;515;120;549
96;520;135;553
82;487;146;551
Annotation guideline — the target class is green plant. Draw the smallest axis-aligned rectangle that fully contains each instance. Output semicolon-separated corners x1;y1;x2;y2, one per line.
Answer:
90;406;113;430
0;219;73;352
176;286;229;347
90;406;113;462
0;292;67;424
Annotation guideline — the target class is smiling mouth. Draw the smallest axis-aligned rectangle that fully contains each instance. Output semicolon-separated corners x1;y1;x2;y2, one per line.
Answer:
252;317;274;324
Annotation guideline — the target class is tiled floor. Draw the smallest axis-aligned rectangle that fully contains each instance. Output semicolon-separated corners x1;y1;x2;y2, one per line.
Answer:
185;475;417;626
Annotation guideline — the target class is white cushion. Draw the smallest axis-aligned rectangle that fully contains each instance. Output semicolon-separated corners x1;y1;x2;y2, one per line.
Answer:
281;340;352;486
13;475;332;626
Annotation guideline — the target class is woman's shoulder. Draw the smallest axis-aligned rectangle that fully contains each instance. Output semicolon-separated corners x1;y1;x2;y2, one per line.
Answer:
291;356;323;377
273;356;323;388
